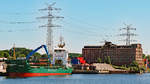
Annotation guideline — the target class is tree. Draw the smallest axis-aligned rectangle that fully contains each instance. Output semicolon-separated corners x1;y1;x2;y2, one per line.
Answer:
0;47;43;59
104;56;111;64
33;53;41;59
130;61;139;67
97;58;102;63
3;52;10;58
142;54;146;59
19;54;26;57
41;54;47;58
129;61;140;72
0;51;4;57
107;56;111;64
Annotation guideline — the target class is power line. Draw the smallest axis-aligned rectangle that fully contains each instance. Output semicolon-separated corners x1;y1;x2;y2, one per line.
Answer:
119;23;137;45
0;20;36;24
64;16;108;31
63;16;115;38
62;20;105;37
0;28;42;32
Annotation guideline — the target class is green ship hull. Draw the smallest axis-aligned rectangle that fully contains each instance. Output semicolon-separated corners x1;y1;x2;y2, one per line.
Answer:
6;60;72;77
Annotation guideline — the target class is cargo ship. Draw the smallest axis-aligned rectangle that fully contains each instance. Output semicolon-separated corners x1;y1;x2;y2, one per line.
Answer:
6;44;72;77
6;60;72;77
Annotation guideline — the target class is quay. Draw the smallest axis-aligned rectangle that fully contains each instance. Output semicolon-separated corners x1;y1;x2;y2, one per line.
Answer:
0;61;7;76
72;63;131;74
72;70;129;74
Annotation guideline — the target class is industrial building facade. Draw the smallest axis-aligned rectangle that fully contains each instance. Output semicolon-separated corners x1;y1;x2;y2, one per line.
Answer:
82;42;143;66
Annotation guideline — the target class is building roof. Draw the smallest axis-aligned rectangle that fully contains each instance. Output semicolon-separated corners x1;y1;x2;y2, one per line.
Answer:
83;42;141;49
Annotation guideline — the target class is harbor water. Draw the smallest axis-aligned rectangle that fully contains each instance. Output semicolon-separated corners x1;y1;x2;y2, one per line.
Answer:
1;74;150;84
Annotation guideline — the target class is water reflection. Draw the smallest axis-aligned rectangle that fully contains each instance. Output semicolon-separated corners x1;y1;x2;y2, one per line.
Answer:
0;74;150;84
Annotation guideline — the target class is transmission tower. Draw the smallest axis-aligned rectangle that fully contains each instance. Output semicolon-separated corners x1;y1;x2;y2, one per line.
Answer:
119;23;137;45
38;2;63;54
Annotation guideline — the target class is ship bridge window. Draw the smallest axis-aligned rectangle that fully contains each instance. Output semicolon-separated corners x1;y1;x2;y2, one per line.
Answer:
54;50;65;53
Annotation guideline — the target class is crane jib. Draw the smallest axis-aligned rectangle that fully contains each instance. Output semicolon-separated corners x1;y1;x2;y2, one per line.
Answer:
26;45;51;63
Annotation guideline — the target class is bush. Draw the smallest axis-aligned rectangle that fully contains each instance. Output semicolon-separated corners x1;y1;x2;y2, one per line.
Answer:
104;56;111;64
112;65;128;70
97;58;102;63
130;61;139;68
140;66;146;72
129;67;139;72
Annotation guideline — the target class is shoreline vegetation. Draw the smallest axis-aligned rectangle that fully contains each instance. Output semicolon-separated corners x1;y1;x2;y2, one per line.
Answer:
112;62;146;73
0;47;82;59
95;57;147;73
0;48;148;74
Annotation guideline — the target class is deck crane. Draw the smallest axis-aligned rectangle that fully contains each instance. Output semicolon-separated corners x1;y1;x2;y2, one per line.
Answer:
26;45;51;63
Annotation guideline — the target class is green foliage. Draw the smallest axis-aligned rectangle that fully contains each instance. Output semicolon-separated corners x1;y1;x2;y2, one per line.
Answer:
112;65;129;70
129;61;139;72
3;52;10;58
142;54;150;66
97;58;102;63
142;54;146;59
15;48;32;57
0;51;11;59
0;51;4;57
128;61;146;73
33;53;41;59
130;61;139;67
104;56;111;64
113;61;146;73
0;47;43;59
18;54;26;57
146;55;150;64
69;53;82;58
129;67;139;72
140;66;146;71
41;54;47;58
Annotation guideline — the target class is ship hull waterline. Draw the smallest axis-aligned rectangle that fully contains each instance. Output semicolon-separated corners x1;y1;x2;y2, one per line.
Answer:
8;72;71;77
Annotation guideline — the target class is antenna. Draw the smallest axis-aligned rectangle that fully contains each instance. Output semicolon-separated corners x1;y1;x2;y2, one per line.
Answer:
119;23;137;45
38;2;63;55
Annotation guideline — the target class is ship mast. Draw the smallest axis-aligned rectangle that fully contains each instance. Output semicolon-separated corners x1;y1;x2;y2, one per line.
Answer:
13;44;16;60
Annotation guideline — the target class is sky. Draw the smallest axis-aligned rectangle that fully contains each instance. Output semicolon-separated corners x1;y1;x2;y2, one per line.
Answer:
0;0;150;54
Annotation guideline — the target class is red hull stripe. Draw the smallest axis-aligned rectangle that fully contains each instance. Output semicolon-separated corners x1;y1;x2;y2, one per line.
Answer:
8;73;71;77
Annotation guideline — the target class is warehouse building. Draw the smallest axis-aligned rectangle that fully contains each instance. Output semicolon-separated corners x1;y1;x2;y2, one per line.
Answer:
82;42;143;66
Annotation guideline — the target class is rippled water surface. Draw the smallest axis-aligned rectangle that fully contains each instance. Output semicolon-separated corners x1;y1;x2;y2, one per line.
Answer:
1;74;150;84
